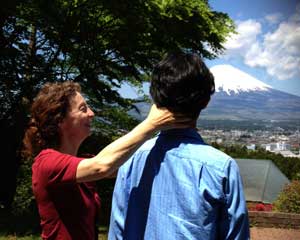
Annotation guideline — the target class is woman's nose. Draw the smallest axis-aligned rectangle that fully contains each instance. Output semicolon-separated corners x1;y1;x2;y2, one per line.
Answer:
88;107;95;117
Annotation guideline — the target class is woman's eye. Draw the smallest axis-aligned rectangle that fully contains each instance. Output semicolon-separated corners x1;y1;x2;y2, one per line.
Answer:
80;106;87;112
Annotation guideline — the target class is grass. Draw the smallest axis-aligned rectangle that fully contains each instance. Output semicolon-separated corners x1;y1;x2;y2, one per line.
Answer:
0;226;108;240
0;233;108;240
0;235;40;240
98;226;109;239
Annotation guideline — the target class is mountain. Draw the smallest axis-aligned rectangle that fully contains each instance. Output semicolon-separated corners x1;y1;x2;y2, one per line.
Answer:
201;65;300;121
213;64;272;95
130;65;300;124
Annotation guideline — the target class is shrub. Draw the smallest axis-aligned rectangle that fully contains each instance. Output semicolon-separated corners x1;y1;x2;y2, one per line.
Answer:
6;158;40;235
273;180;300;214
11;158;36;216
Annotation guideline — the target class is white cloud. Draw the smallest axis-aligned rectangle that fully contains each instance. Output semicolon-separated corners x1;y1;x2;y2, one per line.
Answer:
222;4;300;81
224;19;261;54
265;13;282;25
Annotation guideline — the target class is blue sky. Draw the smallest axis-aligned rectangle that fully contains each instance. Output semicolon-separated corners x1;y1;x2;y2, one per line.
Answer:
119;0;300;98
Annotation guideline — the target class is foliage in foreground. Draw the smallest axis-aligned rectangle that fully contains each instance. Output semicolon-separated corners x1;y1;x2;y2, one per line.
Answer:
273;180;300;214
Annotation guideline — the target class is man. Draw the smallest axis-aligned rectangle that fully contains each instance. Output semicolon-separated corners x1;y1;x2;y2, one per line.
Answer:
108;52;250;239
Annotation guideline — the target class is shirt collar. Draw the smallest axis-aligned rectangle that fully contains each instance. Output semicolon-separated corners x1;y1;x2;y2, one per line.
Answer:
158;128;205;143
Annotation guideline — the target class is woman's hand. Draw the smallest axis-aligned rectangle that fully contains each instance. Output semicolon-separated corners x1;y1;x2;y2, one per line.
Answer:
144;104;195;131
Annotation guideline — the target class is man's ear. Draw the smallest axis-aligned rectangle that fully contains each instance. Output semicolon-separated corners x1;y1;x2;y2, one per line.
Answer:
201;98;210;110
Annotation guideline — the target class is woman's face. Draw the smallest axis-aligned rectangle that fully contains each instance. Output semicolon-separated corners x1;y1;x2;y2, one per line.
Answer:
59;91;95;143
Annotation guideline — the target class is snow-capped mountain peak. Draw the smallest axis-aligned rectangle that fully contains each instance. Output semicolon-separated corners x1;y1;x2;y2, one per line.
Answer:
210;65;272;95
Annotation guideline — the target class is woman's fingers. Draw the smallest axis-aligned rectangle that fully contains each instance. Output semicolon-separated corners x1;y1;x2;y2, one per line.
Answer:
145;104;195;130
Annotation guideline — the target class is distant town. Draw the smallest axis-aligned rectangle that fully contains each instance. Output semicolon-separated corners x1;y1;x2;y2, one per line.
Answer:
134;111;300;158
198;128;300;158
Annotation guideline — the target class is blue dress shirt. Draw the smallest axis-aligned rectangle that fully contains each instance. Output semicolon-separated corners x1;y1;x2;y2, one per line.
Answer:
108;128;250;240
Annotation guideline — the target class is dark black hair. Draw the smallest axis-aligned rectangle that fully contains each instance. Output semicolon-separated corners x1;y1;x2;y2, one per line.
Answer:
150;51;215;118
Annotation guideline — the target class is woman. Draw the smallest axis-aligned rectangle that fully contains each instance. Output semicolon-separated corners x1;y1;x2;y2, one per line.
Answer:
23;81;191;240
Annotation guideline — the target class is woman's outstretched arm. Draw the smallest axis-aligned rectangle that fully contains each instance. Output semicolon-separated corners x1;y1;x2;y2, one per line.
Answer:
76;105;193;182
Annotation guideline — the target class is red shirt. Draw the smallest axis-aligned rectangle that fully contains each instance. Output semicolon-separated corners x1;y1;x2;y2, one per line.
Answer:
32;149;101;240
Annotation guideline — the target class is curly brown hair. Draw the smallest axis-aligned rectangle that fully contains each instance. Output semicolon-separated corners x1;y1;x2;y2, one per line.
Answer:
23;81;81;157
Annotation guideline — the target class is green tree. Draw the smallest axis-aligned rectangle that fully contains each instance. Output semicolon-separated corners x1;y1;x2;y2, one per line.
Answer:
0;0;234;209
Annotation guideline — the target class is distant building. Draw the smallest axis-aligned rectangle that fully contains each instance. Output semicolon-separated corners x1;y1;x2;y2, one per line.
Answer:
264;141;291;152
231;130;242;137
246;144;256;151
276;150;300;158
262;142;299;157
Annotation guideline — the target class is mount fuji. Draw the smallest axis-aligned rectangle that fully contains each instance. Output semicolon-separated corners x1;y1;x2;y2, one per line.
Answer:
212;65;271;95
201;65;300;121
130;65;300;124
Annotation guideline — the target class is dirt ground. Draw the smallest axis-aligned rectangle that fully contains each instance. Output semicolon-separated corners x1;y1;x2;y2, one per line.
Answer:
250;227;300;240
